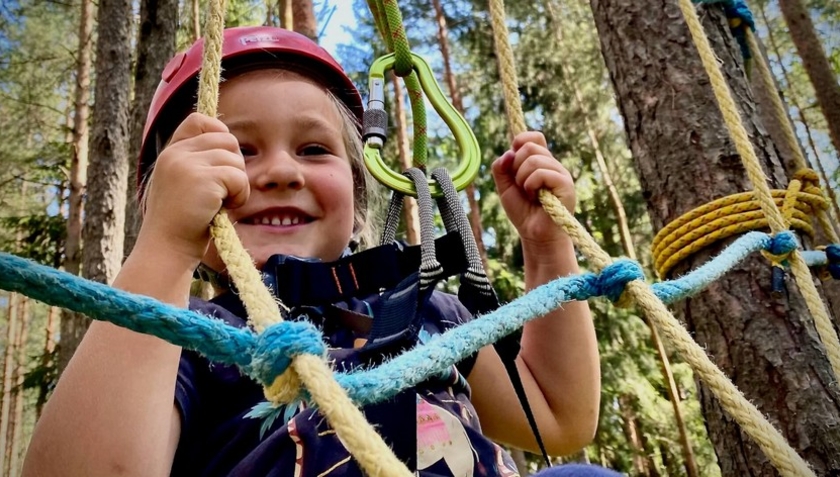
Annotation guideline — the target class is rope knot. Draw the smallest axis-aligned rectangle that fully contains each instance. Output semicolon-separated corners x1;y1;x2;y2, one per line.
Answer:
590;259;645;304
792;168;819;185
249;321;326;387
761;231;798;267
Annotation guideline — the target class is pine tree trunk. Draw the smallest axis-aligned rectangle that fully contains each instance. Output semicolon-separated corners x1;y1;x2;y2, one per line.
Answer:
60;0;134;375
192;0;201;42
124;0;178;256
279;0;293;30
0;293;19;474
391;73;421;245
431;0;492;276
619;394;648;476
545;2;699;474
777;0;840;155
510;447;529;476
8;297;30;477
590;1;840;474
291;0;316;42
755;0;840;236
58;0;94;376
36;306;59;419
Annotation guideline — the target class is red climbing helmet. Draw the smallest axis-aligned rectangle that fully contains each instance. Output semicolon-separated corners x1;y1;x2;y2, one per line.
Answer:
138;26;364;192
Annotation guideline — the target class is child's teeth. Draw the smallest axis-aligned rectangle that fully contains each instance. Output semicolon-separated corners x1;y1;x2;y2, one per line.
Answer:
261;217;271;225
281;217;292;226
292;217;300;225
271;217;281;226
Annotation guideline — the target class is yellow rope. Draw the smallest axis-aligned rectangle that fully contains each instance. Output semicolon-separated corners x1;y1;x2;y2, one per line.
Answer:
678;0;840;386
487;0;815;474
651;181;827;278
196;1;411;474
746;29;840;243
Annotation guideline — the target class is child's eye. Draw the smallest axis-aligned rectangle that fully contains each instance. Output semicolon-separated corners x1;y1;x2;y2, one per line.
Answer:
299;144;331;156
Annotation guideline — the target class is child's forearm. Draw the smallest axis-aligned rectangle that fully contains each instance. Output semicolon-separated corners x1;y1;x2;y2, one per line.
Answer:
22;243;195;477
518;236;601;447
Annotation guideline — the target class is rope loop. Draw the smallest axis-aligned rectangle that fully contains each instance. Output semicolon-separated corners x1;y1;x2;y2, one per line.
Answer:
248;321;327;387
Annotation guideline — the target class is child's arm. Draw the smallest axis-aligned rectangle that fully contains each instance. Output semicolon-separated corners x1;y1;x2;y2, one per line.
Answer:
467;131;600;457
22;113;249;476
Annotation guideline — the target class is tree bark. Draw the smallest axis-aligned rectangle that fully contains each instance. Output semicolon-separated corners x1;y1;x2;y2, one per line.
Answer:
59;0;134;374
58;0;94;376
391;72;421;245
8;296;30;477
192;0;201;42
755;0;840;234
545;2;699;474
431;0;492;276
0;293;19;475
778;0;840;156
280;0;293;30
291;0;317;42
124;0;178;257
589;1;840;474
36;306;59;419
619;394;648;476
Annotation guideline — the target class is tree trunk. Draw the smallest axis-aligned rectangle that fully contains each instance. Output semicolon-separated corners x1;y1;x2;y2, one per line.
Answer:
280;0;293;30
590;1;840;474
510;447;529;476
391;72;421;245
60;0;134;374
124;0;178;257
619;394;648;476
8;297;30;477
755;0;840;234
0;293;19;475
545;2;699;474
291;0;317;42
431;0;492;276
778;0;840;156
192;0;201;42
36;306;59;419
58;0;94;376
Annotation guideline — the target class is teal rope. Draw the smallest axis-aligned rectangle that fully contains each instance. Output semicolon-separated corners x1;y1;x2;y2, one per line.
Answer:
0;231;821;405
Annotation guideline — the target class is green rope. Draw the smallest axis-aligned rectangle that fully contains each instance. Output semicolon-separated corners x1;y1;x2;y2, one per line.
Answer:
367;0;428;169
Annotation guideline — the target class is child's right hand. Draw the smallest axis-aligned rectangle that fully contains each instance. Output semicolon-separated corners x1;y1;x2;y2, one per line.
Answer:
139;112;250;267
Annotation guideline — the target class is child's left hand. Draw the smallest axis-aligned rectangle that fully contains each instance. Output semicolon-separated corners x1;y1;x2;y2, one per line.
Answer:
491;131;575;248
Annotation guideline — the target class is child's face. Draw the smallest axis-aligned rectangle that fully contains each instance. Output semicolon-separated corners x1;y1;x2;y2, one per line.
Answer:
203;71;356;269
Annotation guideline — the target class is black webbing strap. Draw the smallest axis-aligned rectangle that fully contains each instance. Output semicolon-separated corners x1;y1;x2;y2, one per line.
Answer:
432;167;551;467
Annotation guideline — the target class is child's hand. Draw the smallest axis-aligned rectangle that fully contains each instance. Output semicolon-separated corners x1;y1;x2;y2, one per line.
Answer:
139;112;250;265
491;131;575;248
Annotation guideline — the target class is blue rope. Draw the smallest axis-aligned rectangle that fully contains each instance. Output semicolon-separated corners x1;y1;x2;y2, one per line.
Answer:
693;0;755;61
0;230;827;405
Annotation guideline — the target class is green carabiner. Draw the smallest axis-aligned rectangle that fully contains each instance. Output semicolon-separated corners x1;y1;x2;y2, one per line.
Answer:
362;52;480;197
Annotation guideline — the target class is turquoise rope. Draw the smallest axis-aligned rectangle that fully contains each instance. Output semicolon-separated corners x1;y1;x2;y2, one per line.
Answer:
0;231;826;405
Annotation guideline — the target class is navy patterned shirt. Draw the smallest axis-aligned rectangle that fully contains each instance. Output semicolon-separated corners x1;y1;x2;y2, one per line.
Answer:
172;290;520;476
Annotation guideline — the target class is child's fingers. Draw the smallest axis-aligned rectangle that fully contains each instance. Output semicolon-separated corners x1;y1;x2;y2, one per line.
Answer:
216;165;250;210
512;141;553;172
168;112;230;145
512;131;548;152
514;155;570;198
491;150;517;194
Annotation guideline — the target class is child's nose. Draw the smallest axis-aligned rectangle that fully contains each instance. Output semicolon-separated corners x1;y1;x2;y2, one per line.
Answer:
253;150;305;191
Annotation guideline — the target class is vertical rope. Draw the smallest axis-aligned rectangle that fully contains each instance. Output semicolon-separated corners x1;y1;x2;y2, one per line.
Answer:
678;0;840;384
746;29;840;242
486;0;815;474
195;1;411;474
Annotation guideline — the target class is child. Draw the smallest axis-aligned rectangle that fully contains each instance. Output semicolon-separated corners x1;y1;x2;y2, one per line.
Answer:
23;26;618;476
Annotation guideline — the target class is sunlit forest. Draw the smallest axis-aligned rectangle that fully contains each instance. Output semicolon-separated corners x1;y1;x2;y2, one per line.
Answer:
0;0;838;475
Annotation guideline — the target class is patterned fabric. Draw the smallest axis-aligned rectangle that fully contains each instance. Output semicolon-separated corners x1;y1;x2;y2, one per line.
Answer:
172;290;521;477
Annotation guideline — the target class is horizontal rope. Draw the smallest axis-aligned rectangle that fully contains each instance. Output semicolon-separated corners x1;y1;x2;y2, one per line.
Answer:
0;230;817;405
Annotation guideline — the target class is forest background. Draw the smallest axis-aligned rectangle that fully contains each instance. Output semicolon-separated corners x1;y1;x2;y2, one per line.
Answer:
0;0;838;475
